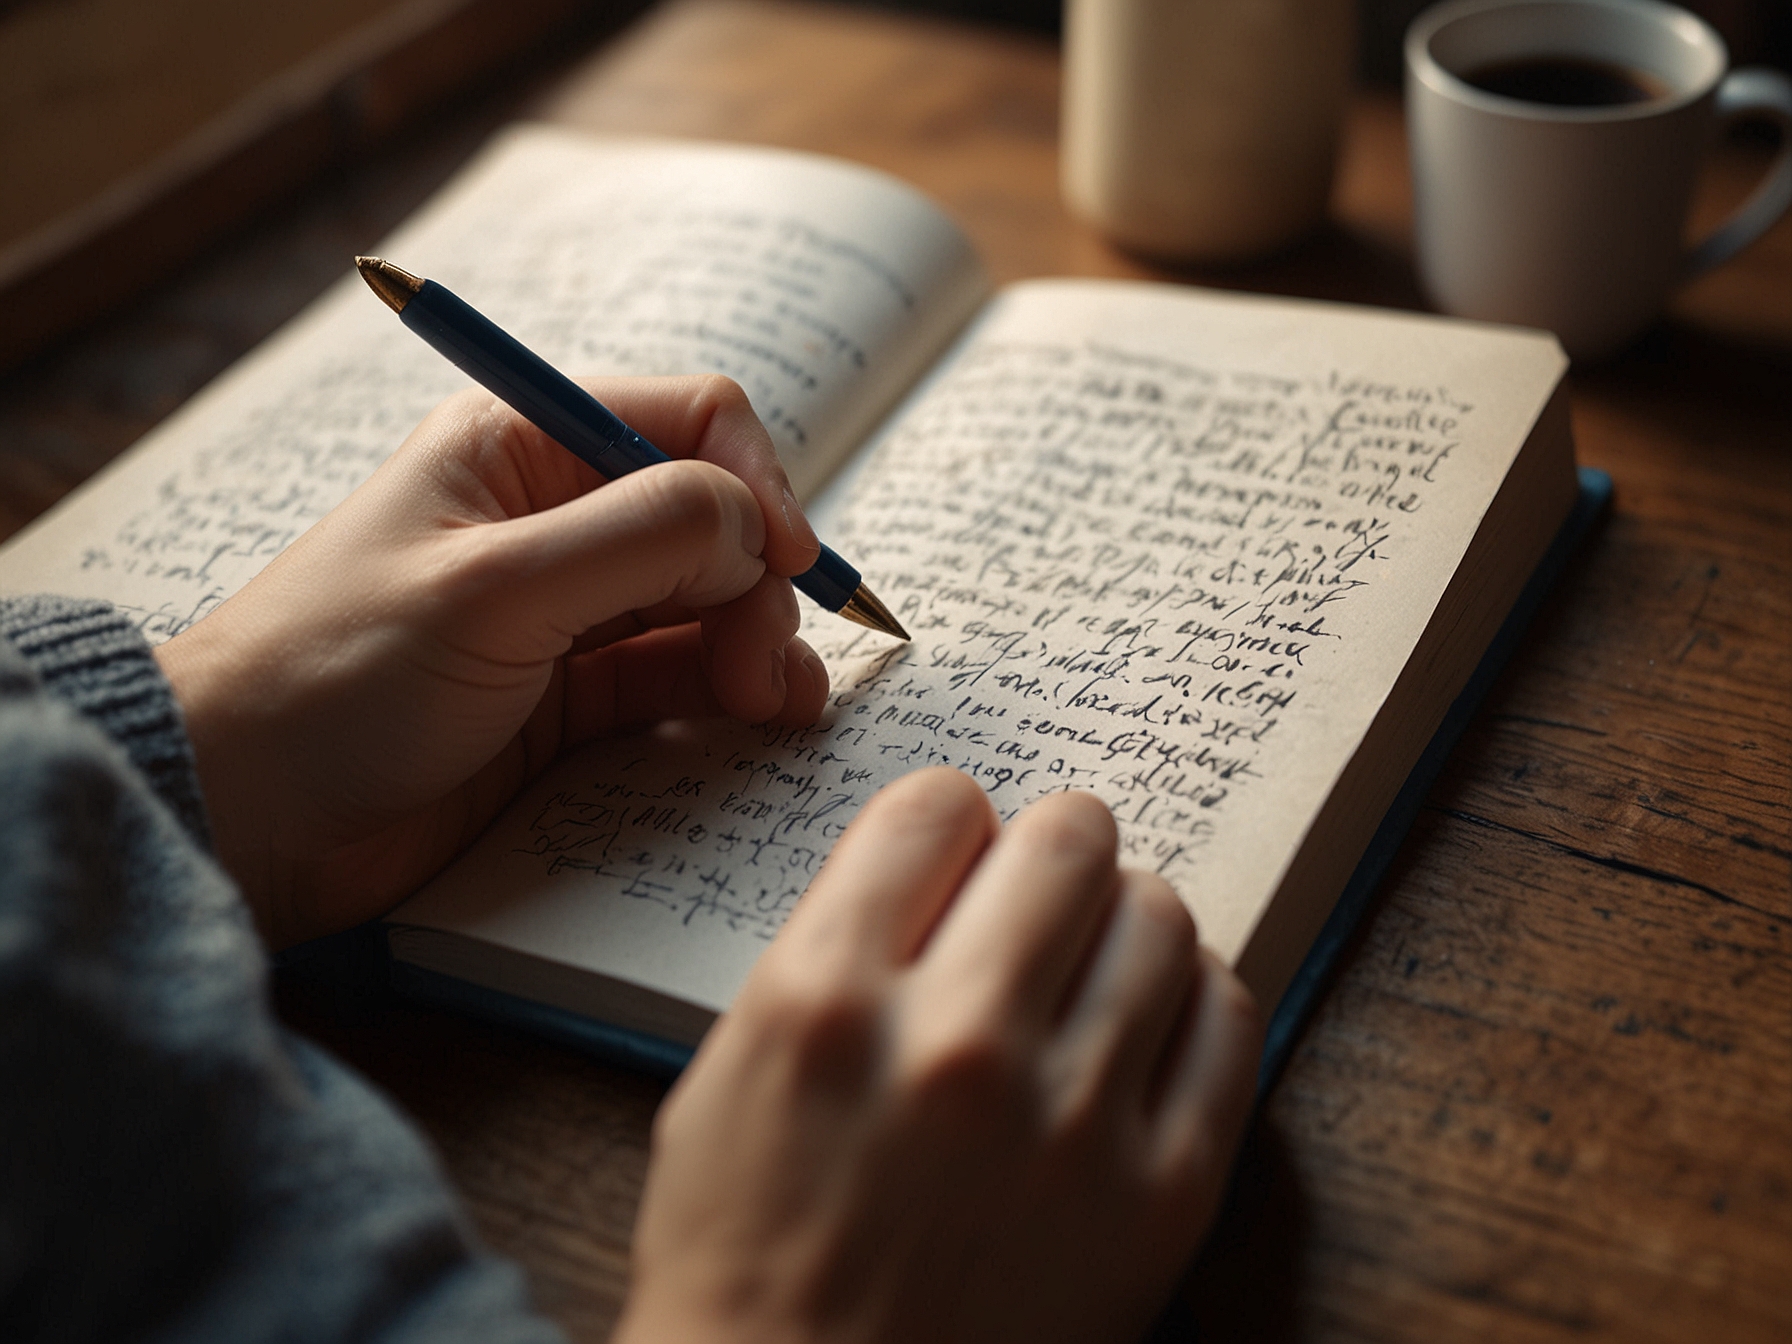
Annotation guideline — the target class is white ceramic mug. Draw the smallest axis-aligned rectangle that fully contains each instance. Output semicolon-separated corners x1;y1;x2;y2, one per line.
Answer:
1406;0;1792;360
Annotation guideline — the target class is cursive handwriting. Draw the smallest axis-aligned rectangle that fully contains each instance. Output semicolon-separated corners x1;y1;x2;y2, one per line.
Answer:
514;332;1479;939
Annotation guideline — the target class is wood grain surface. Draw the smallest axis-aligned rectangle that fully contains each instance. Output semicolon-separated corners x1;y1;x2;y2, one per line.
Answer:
4;1;1787;1339
0;0;647;371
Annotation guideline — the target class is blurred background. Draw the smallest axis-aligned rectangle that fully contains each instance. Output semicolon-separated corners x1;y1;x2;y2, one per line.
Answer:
1;0;1786;374
860;0;1790;78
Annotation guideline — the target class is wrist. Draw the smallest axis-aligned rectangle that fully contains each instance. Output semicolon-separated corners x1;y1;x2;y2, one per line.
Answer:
153;621;296;948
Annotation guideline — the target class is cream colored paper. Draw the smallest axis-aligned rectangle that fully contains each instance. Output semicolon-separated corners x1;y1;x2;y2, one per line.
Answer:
0;123;1570;1030
0;126;987;637
391;279;1572;1021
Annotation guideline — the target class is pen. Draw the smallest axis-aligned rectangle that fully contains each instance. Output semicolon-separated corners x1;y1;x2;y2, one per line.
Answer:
354;256;908;641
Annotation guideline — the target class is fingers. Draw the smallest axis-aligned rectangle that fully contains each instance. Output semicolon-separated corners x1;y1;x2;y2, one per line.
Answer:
765;636;830;727
560;625;721;738
567;601;704;654
394;377;833;712
1153;949;1261;1187
372;377;834;729
894;784;1255;1165
391;385;605;523
917;791;1122;1029
572;375;821;579
705;770;998;1116
698;571;811;725
559;622;829;740
402;375;820;578
773;768;999;976
442;457;769;660
1049;871;1199;1108
443;453;829;735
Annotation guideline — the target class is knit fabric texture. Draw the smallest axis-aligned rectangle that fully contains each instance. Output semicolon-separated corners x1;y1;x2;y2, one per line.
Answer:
0;596;562;1344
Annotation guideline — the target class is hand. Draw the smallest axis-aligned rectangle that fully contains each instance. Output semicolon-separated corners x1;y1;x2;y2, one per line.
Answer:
156;375;829;950
616;768;1262;1344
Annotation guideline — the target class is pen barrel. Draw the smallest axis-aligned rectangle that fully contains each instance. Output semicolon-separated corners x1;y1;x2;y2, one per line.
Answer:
794;546;859;612
401;278;861;615
402;281;663;479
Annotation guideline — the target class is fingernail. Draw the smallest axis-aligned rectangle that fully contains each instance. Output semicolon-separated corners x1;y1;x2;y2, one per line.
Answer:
782;488;820;554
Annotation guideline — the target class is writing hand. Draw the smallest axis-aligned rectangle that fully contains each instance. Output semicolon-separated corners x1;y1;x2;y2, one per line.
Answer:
617;767;1262;1344
156;375;828;950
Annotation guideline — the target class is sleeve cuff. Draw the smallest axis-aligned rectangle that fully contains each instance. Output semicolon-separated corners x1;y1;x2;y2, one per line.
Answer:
0;595;213;848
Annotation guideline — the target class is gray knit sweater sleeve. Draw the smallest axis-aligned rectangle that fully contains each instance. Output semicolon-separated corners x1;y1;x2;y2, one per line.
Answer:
0;596;563;1344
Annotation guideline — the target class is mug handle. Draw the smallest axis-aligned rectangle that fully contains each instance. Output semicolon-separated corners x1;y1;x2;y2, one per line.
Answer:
1686;67;1792;278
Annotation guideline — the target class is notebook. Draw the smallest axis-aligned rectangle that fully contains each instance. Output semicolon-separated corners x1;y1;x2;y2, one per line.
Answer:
0;125;1605;1081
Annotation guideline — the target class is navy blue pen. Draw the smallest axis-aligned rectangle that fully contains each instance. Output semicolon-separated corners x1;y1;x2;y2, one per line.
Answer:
355;256;908;640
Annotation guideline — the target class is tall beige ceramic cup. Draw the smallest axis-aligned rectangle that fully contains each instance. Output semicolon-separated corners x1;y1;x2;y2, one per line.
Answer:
1062;0;1357;264
1407;0;1792;360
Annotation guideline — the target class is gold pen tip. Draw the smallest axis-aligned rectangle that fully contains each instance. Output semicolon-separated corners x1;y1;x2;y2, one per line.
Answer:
355;256;423;313
836;584;910;641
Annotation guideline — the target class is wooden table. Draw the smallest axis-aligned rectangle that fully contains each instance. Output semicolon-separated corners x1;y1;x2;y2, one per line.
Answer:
4;2;1787;1339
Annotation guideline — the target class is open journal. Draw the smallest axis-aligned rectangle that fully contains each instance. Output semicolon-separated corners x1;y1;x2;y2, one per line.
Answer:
0;125;1593;1069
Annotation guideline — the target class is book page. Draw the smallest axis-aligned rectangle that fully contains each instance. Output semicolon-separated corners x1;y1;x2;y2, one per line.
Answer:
392;279;1569;1016
0;126;987;638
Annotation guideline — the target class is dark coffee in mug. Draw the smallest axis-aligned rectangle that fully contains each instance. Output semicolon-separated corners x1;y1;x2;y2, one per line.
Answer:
1461;55;1670;106
1409;0;1792;359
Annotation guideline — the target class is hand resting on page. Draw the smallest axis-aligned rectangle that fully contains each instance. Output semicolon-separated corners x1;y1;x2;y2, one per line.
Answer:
619;768;1262;1344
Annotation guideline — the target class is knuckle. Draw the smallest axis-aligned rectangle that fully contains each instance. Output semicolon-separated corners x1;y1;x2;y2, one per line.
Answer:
1158;1112;1221;1190
1127;873;1196;955
1044;1074;1110;1160
424;525;517;612
1017;790;1117;863
1201;950;1262;1039
433;385;501;427
447;389;533;469
691;372;753;415
747;971;882;1086
632;460;738;543
897;1026;1028;1132
761;574;803;639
